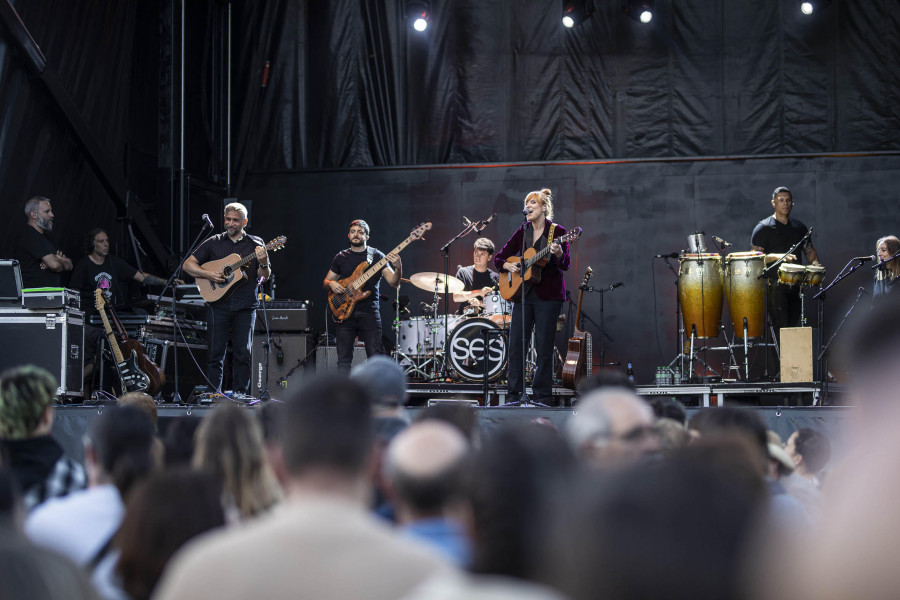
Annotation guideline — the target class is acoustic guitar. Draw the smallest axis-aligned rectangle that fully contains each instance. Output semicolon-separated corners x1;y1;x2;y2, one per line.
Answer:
197;236;287;303
94;289;165;395
498;227;583;301
328;222;432;321
562;267;593;390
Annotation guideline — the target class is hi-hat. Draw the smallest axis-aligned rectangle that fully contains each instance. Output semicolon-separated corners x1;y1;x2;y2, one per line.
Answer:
409;272;465;293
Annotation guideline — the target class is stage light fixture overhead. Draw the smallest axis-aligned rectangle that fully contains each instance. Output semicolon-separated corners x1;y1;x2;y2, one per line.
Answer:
799;0;831;14
405;1;430;32
622;0;653;24
562;1;592;29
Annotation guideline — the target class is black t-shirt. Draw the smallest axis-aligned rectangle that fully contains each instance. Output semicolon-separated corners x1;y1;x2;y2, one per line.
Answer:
70;255;138;315
329;247;387;308
455;265;499;291
192;232;266;310
16;226;59;288
750;216;811;260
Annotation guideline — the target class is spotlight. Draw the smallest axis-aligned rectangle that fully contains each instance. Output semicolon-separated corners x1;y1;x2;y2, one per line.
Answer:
562;1;592;29
405;1;430;32
799;0;830;14
800;1;813;13
622;0;653;24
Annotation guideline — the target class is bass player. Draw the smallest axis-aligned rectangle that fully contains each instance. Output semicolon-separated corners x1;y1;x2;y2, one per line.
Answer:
182;202;270;395
494;188;570;404
323;219;402;373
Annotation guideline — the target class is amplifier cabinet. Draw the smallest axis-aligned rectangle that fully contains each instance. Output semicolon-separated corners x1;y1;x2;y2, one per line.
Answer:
251;333;312;394
143;338;208;398
0;310;84;398
315;345;367;374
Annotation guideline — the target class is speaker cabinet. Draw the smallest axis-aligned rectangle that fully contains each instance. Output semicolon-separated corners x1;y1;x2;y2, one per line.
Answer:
315;345;367;374
0;310;83;398
251;333;312;394
142;338;208;398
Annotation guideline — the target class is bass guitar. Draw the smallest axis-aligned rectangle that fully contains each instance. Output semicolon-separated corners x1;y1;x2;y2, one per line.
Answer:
197;236;287;303
328;222;432;321
562;267;593;390
498;227;583;301
94;289;165;395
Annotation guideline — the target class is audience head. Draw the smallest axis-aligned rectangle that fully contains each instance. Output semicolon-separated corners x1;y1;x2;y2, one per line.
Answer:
350;355;408;410
0;366;57;439
192;404;280;519
384;420;469;522
567;388;659;466
649;397;687;424
0;537;99;600
576;370;637;396
766;431;796;480
85;406;156;497
118;392;158;432
414;403;480;446
115;468;225;600
784;428;831;477
689;407;769;473
162;416;202;467
655;417;690;451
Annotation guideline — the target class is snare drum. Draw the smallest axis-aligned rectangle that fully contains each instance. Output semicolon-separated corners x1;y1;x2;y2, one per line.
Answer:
804;265;825;286
448;317;508;382
678;253;724;339
482;292;511;328
724;252;766;339
777;263;807;287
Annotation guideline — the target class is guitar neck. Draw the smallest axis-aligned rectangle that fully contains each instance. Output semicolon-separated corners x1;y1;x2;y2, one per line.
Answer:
524;232;574;269
575;288;585;331
98;307;125;364
349;239;411;290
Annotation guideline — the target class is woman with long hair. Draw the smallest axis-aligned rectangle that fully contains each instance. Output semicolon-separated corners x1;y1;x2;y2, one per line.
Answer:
874;235;900;300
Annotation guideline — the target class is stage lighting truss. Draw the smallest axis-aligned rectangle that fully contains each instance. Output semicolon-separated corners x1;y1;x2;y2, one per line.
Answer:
405;0;430;32
562;0;593;29
622;0;653;24
799;0;831;15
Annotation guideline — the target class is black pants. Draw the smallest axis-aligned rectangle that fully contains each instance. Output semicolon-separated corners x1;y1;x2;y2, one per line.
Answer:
207;305;256;394
768;281;802;333
507;292;562;400
335;305;383;373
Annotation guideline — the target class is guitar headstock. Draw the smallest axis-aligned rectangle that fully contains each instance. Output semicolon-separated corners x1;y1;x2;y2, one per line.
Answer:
411;222;432;240
582;266;593;287
563;227;583;242
94;288;106;312
266;236;287;252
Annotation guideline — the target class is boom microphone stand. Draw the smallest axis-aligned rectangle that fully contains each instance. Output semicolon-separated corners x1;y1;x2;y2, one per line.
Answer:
439;219;479;378
582;282;624;371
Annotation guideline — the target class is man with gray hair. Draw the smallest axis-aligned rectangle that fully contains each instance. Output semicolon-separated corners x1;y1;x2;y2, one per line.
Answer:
0;366;85;512
566;388;659;467
16;196;72;288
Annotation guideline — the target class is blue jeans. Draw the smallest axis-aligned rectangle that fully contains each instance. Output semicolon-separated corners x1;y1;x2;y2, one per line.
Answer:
207;304;256;394
335;304;383;373
507;294;562;399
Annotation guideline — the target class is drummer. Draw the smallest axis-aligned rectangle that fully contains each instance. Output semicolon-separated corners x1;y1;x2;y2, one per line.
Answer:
750;186;822;333
452;237;499;315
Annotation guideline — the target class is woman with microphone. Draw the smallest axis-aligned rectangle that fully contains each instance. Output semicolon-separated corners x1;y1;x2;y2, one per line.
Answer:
494;189;571;404
874;235;900;300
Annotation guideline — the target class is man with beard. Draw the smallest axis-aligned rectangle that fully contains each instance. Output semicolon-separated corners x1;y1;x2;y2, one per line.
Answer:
17;196;73;288
324;220;402;373
182;202;270;396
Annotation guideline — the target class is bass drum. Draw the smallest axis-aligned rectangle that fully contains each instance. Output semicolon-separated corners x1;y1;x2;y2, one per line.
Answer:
448;317;508;382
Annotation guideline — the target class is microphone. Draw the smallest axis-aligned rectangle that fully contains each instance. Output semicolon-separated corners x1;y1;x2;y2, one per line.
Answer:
202;213;214;229
476;213;496;232
522;208;532;216
859;287;869;297
655;252;680;259
712;236;733;247
610;282;624;289
853;255;875;262
462;216;472;227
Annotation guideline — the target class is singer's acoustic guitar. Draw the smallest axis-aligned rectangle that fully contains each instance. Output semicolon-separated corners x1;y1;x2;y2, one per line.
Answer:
196;236;287;303
498;227;583;301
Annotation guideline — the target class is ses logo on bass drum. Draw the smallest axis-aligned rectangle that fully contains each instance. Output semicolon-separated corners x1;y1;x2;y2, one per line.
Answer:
448;318;508;382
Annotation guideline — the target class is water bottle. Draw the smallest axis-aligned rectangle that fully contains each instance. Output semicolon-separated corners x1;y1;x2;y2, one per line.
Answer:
627;362;635;383
655;367;663;386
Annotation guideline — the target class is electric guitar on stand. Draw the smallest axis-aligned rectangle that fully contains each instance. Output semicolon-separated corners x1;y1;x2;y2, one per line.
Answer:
94;289;165;395
562;267;593;390
498;227;583;301
196;236;287;303
328;222;432;321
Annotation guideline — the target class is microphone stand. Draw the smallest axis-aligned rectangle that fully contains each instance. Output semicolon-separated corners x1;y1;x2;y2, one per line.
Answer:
155;220;212;403
582;283;624;370
872;249;900;272
813;254;874;403
439;220;479;378
256;278;272;401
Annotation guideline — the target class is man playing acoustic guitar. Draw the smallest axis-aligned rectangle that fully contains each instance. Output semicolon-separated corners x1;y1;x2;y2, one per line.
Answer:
182;202;270;396
324;219;402;373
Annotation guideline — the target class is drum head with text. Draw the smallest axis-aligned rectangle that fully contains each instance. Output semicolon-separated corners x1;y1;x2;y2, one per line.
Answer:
448;318;507;382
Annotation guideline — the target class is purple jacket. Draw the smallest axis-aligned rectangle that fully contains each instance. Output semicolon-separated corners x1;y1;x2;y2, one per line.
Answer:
493;220;571;302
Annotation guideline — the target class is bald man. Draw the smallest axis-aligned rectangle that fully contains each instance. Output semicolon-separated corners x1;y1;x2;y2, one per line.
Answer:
384;420;471;567
566;388;660;467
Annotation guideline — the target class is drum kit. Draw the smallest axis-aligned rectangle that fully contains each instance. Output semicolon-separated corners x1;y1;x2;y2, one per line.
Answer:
671;232;825;382
391;271;511;382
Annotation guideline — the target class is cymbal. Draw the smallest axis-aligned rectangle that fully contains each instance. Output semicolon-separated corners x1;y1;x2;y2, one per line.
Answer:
409;272;465;294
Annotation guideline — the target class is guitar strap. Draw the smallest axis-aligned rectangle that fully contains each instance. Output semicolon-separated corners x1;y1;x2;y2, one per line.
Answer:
367;247;375;265
548;223;556;245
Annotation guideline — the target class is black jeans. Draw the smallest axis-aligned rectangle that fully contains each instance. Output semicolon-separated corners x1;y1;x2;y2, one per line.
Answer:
335;304;383;373
207;304;256;394
507;292;562;400
768;281;802;333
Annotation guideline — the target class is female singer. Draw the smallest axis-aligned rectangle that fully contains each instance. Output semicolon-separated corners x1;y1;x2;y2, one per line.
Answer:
874;235;900;300
494;188;570;404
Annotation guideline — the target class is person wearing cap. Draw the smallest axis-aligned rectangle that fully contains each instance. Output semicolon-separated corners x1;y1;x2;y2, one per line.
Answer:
0;366;86;513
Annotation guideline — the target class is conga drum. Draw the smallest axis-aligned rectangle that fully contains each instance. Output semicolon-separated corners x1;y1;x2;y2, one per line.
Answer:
678;254;724;339
777;263;807;287
724;252;766;339
804;265;825;287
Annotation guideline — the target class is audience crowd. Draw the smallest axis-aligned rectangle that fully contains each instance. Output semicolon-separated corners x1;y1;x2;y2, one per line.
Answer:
1;294;898;600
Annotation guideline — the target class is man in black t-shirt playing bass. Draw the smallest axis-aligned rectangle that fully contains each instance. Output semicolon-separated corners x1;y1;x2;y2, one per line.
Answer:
324;219;402;373
750;186;822;335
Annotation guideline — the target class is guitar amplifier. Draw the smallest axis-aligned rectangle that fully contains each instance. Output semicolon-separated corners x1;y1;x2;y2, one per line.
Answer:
255;301;308;332
316;344;367;374
250;333;312;394
0;309;84;399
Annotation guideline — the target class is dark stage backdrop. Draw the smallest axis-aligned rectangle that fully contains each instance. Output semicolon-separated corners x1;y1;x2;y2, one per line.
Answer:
243;154;900;384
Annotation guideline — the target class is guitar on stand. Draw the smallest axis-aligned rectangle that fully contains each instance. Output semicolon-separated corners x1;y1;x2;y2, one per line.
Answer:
562;266;593;389
94;289;165;395
498;227;583;300
196;236;287;303
328;222;432;321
